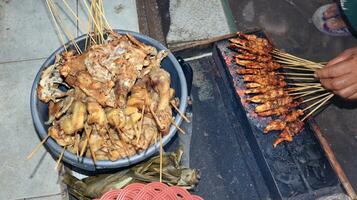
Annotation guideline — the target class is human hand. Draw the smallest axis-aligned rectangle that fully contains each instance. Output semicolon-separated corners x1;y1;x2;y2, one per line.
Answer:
315;47;357;100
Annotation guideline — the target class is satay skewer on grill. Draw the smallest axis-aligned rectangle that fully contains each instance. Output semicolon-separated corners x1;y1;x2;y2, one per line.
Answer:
229;32;333;147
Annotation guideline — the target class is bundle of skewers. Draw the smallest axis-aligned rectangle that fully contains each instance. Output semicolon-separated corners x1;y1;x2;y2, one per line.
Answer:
228;32;333;147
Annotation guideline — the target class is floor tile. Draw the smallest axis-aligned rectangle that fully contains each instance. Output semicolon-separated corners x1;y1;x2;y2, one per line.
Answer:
0;59;62;200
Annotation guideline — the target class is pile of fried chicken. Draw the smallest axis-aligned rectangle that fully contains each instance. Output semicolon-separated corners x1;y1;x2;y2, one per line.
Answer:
229;33;305;147
37;32;178;161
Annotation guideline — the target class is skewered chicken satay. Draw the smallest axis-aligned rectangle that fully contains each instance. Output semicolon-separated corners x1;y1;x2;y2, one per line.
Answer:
273;120;304;148
243;74;280;82
245;87;281;94
257;101;300;117
245;83;263;89
235;53;272;63
263;109;304;133
235;59;281;70
246;89;287;103
230;43;270;56
264;120;286;134
243;76;287;88
236;32;273;50
285;109;304;122
255;96;293;113
237;68;271;75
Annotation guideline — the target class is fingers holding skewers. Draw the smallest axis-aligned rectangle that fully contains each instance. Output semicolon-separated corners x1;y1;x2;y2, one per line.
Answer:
315;49;357;100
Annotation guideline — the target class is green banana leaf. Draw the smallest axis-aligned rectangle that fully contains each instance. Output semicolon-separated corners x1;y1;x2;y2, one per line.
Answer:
63;148;200;199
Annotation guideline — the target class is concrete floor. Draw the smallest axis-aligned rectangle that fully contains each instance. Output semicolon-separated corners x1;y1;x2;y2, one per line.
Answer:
166;0;231;44
0;0;138;199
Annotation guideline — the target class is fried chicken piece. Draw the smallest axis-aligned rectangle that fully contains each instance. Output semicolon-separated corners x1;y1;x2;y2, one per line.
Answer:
149;68;172;134
273;120;304;147
75;71;116;107
37;63;67;103
255;96;293;113
60;100;87;135
48;123;75;146
246;89;287;103
106;108;126;135
46;95;74;124
132;116;158;151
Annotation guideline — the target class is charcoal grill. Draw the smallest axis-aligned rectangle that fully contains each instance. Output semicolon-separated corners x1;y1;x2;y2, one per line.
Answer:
212;31;345;199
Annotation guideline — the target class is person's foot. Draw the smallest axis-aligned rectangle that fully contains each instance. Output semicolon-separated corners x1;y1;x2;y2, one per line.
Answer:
325;17;347;31
323;3;339;20
312;3;351;36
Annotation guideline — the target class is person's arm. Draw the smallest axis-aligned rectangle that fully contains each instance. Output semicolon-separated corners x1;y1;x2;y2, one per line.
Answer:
315;47;357;100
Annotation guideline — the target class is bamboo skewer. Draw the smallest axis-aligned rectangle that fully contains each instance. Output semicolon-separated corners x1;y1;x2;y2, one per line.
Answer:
282;66;316;72
62;0;97;45
302;94;334;121
137;104;145;143
293;89;326;99
303;93;333;112
301;92;330;104
48;0;82;54
288;83;321;86
45;0;68;52
284;77;317;81
171;120;186;134
278;72;314;77
27;135;50;160
81;0;105;43
273;49;324;67
170;101;190;123
289;88;326;96
287;85;323;92
159;133;163;183
55;146;66;170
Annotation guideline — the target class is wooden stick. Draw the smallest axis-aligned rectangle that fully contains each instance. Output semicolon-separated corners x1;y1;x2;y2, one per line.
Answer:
309;121;357;200
273;49;324;67
27;135;50;160
278;72;314;77
274;55;323;68
288;82;321;86
282;66;316;72
301;92;330;104
171;120;186;134
150;105;164;130
302;94;334;121
293;89;326;99
289;88;326;96
302;93;333;112
287;85;323;92
159;133;163;183
137;104;145;143
170;101;190;122
62;0;97;45
81;0;105;42
94;1;112;31
55;146;66;171
284;77;317;80
48;0;82;54
45;0;67;52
